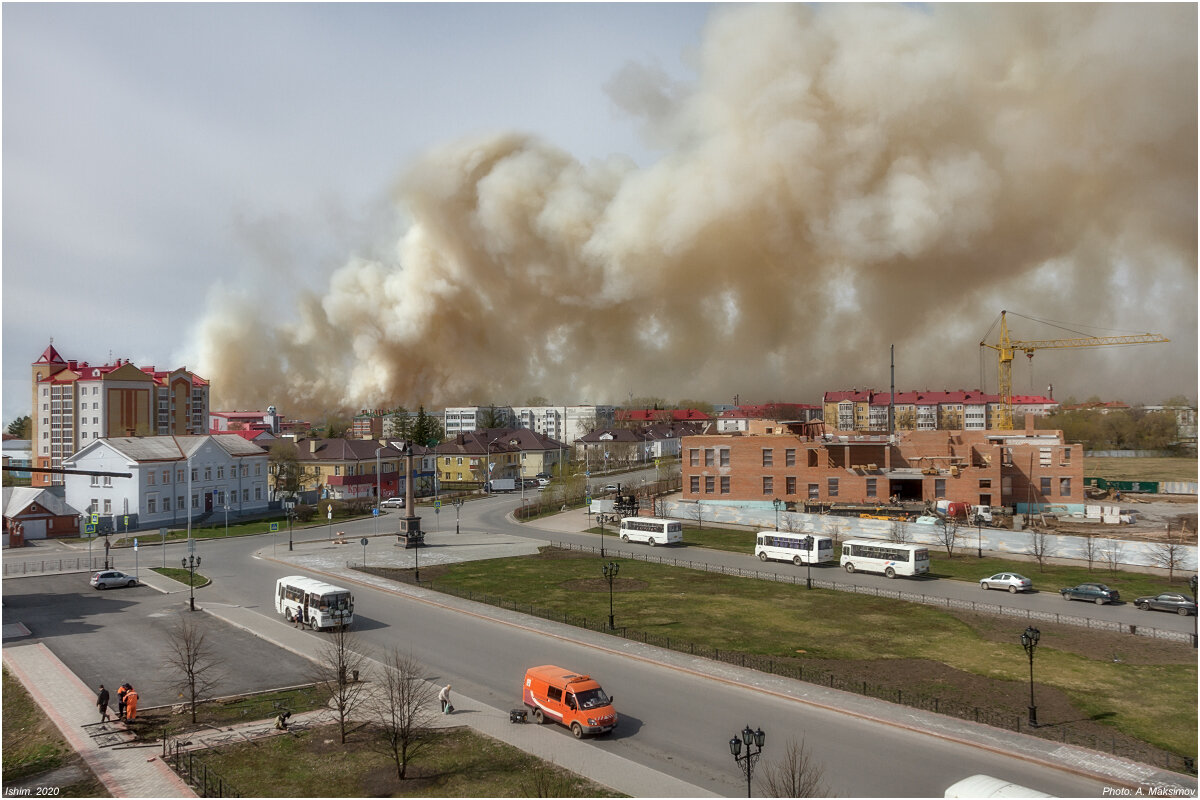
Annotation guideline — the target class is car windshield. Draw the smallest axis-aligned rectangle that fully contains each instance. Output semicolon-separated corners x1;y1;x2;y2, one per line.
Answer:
575;688;610;709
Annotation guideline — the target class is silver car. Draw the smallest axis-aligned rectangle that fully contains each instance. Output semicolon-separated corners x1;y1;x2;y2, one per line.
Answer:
90;570;138;590
979;572;1032;593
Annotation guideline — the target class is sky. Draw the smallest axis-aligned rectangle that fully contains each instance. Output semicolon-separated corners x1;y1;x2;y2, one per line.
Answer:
4;3;1196;426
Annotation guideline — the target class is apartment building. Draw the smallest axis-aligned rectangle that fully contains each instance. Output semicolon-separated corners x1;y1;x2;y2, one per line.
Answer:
824;389;1058;432
511;404;615;443
434;428;566;484
30;343;209;486
681;423;1083;511
716;404;822;433
288;438;436;502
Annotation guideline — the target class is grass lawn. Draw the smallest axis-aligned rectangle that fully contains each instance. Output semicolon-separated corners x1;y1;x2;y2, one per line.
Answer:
1084;456;1198;483
2;667;109;796
406;548;1196;761
195;724;621;797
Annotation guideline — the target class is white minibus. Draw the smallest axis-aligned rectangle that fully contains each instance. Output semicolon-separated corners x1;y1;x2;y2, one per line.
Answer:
618;517;682;546
839;539;930;578
275;575;355;630
755;532;834;566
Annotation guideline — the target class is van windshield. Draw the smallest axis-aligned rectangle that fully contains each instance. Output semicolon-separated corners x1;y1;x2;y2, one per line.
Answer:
575;688;610;709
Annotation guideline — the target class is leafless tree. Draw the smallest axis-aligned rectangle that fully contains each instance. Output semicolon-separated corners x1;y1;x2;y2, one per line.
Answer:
935;519;960;558
162;614;224;724
887;519;912;544
369;648;437;780
310;625;371;743
683;500;704;530
517;758;576;797
1149;526;1189;583
1025;529;1056;570
762;736;830;797
1081;534;1100;572
1103;538;1125;575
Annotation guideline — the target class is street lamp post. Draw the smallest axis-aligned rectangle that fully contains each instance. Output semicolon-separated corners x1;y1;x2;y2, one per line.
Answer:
976;516;983;558
598;513;608;558
804;534;814;590
773;498;782;531
602;561;620;629
182;554;201;612
1190;575;1198;649
1020;626;1040;728
454;498;464;535
728;725;766;798
287;508;294;551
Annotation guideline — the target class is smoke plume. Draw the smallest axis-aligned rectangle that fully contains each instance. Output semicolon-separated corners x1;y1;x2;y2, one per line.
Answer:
195;4;1197;418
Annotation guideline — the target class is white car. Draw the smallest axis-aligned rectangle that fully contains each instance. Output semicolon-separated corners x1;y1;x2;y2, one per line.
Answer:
379;497;405;509
980;573;1032;593
90;570;138;590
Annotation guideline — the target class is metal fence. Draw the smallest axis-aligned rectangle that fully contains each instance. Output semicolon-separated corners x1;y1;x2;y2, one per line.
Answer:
2;556;105;577
393;563;1194;776
164;739;241;797
541;541;1196;645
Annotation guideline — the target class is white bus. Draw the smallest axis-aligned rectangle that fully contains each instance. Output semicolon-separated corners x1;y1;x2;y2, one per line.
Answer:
618;517;682;546
755;532;835;566
839;539;930;578
944;775;1053;797
274;575;355;630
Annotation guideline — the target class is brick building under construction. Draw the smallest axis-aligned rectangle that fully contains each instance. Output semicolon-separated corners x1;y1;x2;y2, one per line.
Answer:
680;418;1083;512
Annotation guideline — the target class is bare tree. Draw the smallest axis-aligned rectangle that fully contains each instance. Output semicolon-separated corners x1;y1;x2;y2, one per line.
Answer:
1149;525;1189;583
1104;538;1125;575
1081;534;1100;572
935;519;960;558
683;500;704;530
887;519;912;544
762;736;830;797
1025;529;1056;570
310;626;371;743
162;614;224;724
517;758;576;797
370;648;438;780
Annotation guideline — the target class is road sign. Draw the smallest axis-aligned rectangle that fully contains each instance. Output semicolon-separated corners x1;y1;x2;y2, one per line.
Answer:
327;507;332;520
90;513;99;524
434;500;442;509
373;508;379;516
84;524;96;537
134;538;138;550
270;522;279;532
360;538;368;546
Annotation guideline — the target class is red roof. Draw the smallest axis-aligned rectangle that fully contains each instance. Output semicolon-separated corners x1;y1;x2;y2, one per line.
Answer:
616;409;712;422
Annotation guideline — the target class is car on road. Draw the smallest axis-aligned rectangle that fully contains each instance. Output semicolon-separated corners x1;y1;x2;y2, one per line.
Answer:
1060;582;1119;605
379;497;405;509
979;573;1032;593
1133;592;1196;615
602;484;619;493
90;570;138;590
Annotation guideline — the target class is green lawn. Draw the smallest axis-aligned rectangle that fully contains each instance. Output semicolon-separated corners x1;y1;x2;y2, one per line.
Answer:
413;549;1196;760
1084;456;1197;483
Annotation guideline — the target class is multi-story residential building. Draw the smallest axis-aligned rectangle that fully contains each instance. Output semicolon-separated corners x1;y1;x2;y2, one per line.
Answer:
434;428;566;484
681;420;1083;511
287;439;435;502
825;389;1056;432
62;435;269;532
210;407;283;435
576;423;705;470
351;410;385;439
716;404;822;433
30;343;209;486
511;404;615;443
443;406;516;436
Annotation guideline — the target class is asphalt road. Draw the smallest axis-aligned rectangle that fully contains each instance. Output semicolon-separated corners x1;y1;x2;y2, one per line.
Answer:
1;496;1184;796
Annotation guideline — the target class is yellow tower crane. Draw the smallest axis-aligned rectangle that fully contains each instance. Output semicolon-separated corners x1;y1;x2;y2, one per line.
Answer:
980;310;1169;430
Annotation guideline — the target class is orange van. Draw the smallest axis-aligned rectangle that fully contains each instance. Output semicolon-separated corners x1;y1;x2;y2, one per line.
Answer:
522;665;618;738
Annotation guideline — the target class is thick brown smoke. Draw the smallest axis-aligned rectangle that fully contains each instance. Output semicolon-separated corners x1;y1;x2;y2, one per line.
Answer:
197;4;1197;418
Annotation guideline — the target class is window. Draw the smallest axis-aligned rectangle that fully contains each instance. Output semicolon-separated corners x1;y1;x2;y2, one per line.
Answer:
719;449;730;467
808;483;819;499
935;479;945;498
244;489;250;502
334;466;340;476
979;478;991;488
786;476;796;495
204;467;212;480
103;476;112;488
866;478;877;498
1040;477;1052;495
1060;478;1071;496
720;476;730;494
762;449;773;467
255;486;262;500
163;497;171;511
217;491;225;505
808;450;819;467
690;476;700;493
191;468;198;481
763;476;774;495
147;471;155;485
217;466;224;479
827;477;838;497
147;497;157;514
91;475;100;487
163;469;170;484
103;499;112;514
1062;448;1071;463
689;449;700;467
705;449;715;467
178;469;185;483
705;476;715;494
785;449;796;467
178;495;185;510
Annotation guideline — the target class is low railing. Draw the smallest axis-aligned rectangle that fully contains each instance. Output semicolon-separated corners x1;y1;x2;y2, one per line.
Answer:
3;556;105;576
164;738;241;797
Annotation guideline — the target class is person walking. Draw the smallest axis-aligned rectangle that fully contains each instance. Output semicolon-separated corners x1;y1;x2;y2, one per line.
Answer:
116;684;128;719
124;685;139;722
438;684;452;714
96;685;111;723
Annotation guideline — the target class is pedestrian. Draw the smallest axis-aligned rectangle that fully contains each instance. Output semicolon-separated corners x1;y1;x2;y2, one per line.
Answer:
438;684;452;714
96;684;110;723
124;685;138;722
116;684;128;719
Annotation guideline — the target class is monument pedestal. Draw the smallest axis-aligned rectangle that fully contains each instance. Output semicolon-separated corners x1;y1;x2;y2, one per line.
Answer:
397;515;424;548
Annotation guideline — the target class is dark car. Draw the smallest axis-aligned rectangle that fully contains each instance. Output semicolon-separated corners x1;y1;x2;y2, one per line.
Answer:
1133;592;1196;616
1060;583;1119;605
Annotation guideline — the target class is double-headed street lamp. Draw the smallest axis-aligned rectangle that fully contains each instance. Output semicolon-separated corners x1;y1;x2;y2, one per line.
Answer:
182;553;202;612
729;725;766;797
804;534;814;590
773;498;782;530
1020;626;1041;728
602;561;620;629
453;497;464;535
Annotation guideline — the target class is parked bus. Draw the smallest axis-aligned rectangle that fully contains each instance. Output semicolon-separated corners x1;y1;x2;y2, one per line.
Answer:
274;575;355;630
618;517;682;546
839;539;930;578
944;775;1053;797
755;532;835;566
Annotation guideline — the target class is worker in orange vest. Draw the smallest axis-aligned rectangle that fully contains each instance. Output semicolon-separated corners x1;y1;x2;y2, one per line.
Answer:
124;685;139;721
116;684;128;718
